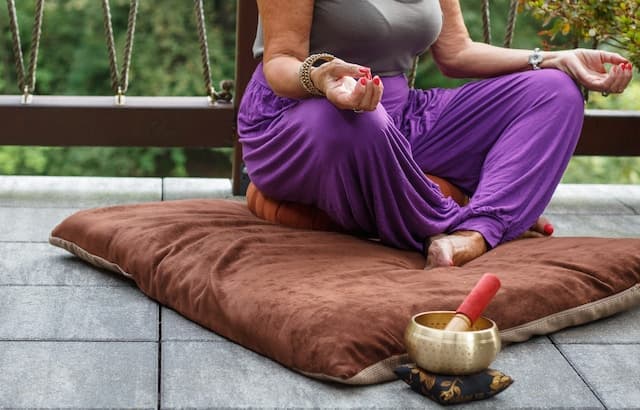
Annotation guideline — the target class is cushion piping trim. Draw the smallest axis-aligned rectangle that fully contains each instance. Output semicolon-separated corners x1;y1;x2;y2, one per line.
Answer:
297;353;410;385
49;236;132;279
500;283;640;343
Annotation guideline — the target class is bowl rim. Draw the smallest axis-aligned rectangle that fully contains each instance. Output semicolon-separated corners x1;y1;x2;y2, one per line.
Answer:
409;310;499;334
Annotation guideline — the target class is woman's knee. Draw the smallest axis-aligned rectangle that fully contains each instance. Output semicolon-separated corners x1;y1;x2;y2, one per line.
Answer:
521;70;585;154
531;69;584;112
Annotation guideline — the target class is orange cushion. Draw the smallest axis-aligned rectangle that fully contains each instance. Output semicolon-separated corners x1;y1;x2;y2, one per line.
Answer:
246;183;341;231
246;174;469;230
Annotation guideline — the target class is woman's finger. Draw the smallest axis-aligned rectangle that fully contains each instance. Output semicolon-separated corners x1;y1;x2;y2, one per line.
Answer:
598;50;630;66
358;78;376;110
363;76;384;111
606;64;623;92
370;76;383;108
351;77;369;107
327;59;370;80
616;63;634;93
607;63;634;94
608;64;627;93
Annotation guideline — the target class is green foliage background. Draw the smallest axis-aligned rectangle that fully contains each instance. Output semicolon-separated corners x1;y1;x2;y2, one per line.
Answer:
0;0;638;183
0;0;235;178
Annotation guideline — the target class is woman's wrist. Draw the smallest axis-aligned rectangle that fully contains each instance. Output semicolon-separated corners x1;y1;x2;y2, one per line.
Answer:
538;50;562;70
309;66;325;95
299;53;335;96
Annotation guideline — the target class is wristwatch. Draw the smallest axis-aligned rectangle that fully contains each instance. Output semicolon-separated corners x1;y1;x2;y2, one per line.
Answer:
528;48;543;70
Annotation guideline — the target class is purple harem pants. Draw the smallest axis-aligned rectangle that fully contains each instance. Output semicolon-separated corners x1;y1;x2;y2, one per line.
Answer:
237;64;584;252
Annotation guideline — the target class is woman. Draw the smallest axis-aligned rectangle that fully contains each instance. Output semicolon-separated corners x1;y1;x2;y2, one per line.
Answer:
238;0;632;269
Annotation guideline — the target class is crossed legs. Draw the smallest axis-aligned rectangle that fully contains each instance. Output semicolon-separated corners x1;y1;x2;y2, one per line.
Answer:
239;68;584;268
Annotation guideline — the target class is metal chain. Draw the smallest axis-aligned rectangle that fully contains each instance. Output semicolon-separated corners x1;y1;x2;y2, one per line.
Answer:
102;0;139;103
503;0;518;48
481;0;492;45
194;0;233;103
7;0;45;102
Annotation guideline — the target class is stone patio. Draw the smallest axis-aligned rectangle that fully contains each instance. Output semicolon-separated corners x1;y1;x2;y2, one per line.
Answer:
0;175;638;409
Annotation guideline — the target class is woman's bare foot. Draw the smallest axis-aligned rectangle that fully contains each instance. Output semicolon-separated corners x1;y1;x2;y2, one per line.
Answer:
519;216;555;239
424;230;487;270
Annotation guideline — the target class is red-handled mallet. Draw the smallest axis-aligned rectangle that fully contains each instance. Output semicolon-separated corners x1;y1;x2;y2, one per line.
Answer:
444;273;501;332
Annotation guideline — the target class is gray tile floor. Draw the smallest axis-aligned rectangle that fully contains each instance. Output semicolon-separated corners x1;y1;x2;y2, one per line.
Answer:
0;176;639;409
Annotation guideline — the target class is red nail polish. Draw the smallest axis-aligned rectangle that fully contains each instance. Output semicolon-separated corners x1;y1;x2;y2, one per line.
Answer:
359;67;372;79
373;77;380;86
543;224;554;236
626;63;633;70
360;77;367;86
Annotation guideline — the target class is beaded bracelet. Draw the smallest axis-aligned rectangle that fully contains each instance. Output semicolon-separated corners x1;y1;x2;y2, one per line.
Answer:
299;53;335;96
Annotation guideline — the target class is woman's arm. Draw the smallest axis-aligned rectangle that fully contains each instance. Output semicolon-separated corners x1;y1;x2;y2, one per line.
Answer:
432;0;633;94
258;0;383;110
258;0;314;98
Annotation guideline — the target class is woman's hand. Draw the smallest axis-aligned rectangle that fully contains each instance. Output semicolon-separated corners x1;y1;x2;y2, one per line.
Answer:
547;49;633;94
310;58;384;111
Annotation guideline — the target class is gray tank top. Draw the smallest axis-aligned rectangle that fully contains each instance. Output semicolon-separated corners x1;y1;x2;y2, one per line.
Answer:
253;0;443;76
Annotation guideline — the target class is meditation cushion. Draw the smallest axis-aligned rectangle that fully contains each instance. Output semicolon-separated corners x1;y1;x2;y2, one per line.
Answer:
246;174;469;230
394;364;514;405
49;199;640;384
246;182;341;231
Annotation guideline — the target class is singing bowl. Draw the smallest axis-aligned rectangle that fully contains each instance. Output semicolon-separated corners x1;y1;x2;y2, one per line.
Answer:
404;311;501;375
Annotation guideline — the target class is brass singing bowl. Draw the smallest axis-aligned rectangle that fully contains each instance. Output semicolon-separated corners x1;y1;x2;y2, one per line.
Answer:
404;311;501;375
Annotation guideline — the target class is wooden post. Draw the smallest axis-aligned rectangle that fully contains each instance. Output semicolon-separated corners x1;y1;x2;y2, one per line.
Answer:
232;0;259;195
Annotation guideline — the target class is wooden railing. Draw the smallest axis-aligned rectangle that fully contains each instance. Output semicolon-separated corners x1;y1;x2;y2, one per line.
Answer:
0;0;638;196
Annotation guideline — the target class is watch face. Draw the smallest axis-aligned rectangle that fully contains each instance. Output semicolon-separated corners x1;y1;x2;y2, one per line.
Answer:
529;53;543;65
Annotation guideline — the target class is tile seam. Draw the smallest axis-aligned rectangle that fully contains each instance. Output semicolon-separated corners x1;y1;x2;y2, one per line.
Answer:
551;341;608;409
0;284;132;288
0;339;156;343
617;199;639;215
157;305;162;410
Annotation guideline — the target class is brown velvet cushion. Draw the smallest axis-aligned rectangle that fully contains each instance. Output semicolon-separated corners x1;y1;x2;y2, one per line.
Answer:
49;199;640;384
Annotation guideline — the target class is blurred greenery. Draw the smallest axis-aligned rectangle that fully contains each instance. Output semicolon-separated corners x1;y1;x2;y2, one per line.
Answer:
0;0;638;183
521;0;640;68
